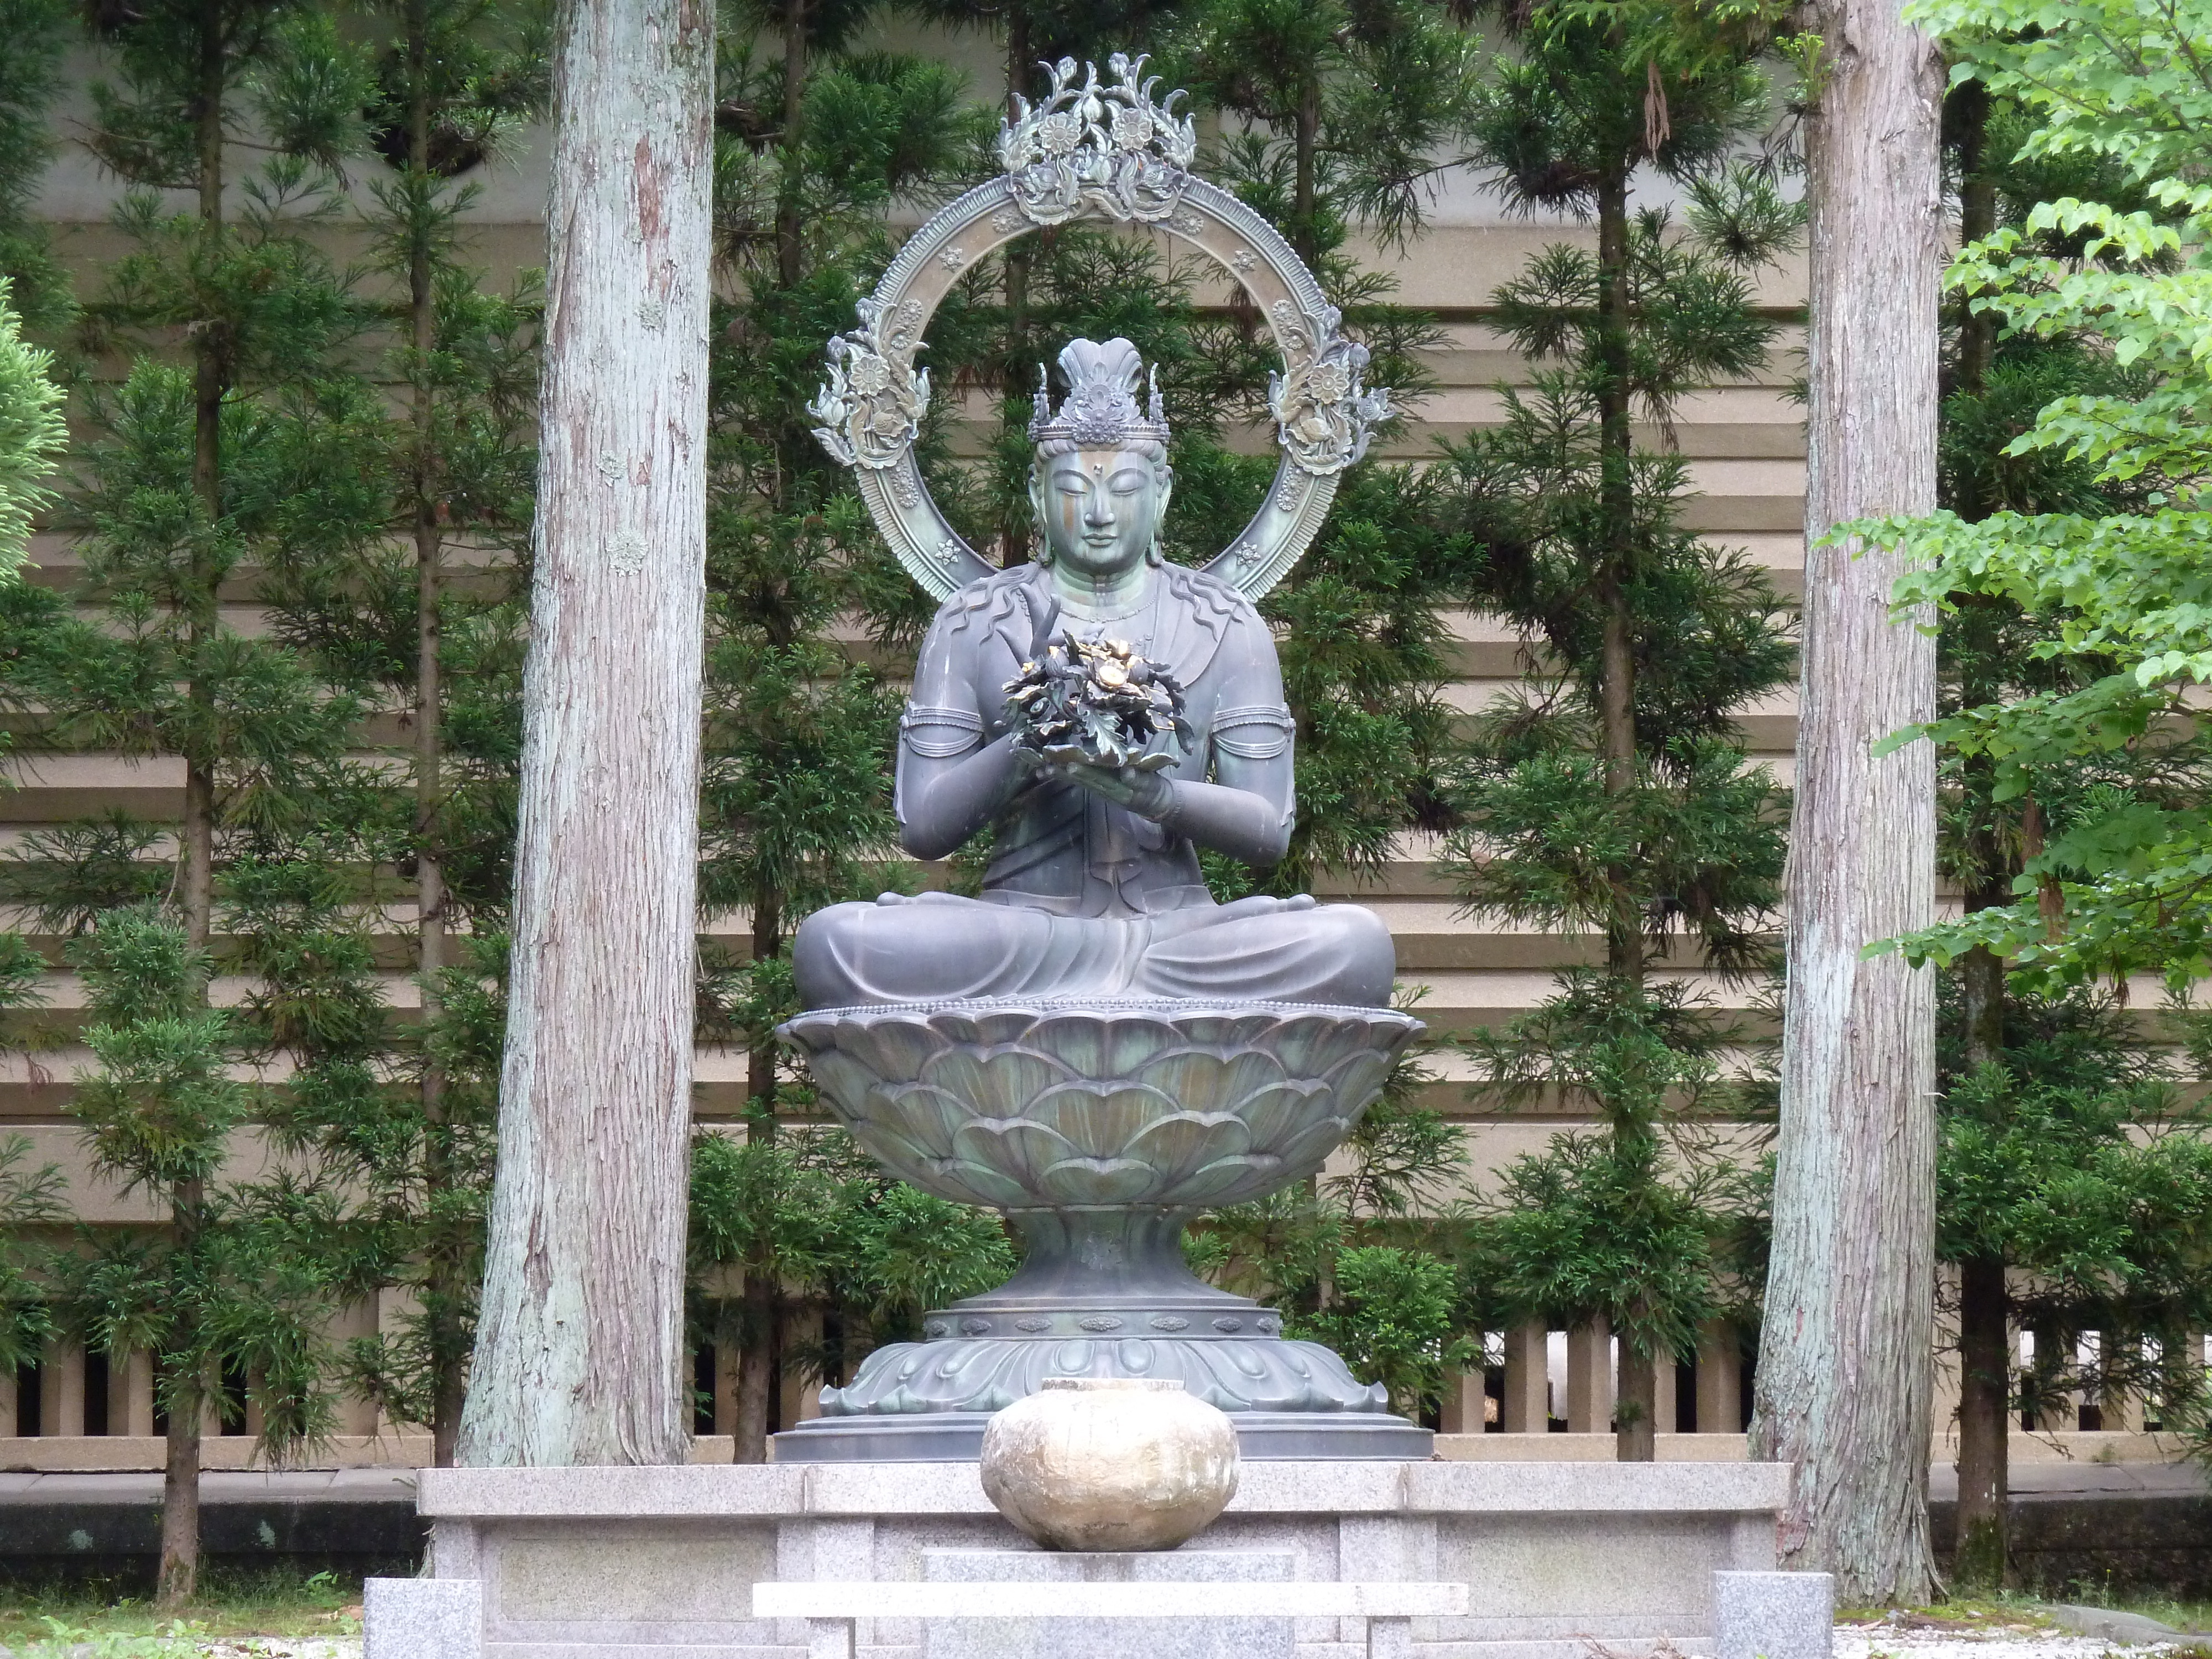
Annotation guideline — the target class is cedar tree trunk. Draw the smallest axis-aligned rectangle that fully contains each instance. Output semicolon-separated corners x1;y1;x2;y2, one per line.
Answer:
457;0;714;1467
1749;0;1945;1603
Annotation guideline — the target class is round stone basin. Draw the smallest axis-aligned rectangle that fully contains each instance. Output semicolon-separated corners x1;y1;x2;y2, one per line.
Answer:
782;999;1423;1214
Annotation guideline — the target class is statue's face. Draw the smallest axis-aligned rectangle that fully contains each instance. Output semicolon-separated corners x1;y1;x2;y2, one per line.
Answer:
1031;446;1170;580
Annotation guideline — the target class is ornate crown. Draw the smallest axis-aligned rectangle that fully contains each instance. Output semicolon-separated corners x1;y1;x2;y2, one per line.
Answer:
1027;337;1171;448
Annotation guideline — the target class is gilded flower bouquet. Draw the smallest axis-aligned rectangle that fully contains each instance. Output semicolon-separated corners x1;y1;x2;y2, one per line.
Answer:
1004;633;1193;770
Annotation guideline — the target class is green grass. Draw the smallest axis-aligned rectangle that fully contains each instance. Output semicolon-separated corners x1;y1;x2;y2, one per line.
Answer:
0;1566;363;1647
1838;1595;2062;1628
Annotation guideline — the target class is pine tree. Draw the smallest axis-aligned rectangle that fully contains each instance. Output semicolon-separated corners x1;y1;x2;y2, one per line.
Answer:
1916;69;2206;1587
1167;1;1484;895
687;1127;1015;1426
244;0;545;1471
700;3;984;1458
1170;0;1482;271
60;908;343;1603
9;0;375;1599
1440;0;1800;1460
1934;978;2212;1584
1186;1066;1474;1418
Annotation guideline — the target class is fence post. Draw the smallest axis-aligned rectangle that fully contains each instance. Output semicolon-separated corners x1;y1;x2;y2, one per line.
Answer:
41;1341;84;1437
1502;1323;1549;1433
1567;1317;1612;1434
2099;1333;2144;1433
1438;1368;1486;1434
121;1349;155;1437
1694;1321;1741;1434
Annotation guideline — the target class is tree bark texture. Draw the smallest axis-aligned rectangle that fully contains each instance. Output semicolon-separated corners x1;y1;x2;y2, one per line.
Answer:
1749;0;1944;1604
1593;166;1656;1463
399;0;466;1470
155;1183;205;1608
1953;1254;2010;1586
456;0;713;1467
160;4;228;1603
731;1275;774;1464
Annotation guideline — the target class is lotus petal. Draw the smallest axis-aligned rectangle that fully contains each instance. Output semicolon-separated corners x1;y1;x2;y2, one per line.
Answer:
866;1084;969;1159
921;1045;1066;1120
802;1043;881;1095
1025;1081;1178;1157
1130;1045;1286;1110
1271;1115;1357;1183
1123;1110;1251;1184
951;1116;1079;1191
930;1157;1033;1209
1224;1079;1332;1155
1031;1011;1177;1077
848;1016;948;1081
1037;1154;1161;1204
1321;1050;1394;1108
1157;1151;1282;1207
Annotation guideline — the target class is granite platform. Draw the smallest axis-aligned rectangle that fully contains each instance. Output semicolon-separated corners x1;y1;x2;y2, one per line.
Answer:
405;1459;1791;1658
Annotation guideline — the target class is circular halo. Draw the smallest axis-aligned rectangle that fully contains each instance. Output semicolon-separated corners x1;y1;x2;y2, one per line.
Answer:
808;53;1392;604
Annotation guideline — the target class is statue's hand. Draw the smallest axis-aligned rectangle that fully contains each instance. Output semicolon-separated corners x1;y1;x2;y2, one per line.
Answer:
1047;759;1172;820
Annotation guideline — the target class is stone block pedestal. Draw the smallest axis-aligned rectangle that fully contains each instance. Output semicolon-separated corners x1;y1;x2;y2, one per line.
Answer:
920;1546;1293;1659
1713;1569;1833;1659
378;1460;1789;1658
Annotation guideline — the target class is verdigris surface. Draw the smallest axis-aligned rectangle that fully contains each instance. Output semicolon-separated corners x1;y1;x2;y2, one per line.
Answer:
781;55;1423;1462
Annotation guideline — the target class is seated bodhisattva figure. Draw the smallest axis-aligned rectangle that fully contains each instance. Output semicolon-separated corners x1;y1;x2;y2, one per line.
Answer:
793;337;1396;1009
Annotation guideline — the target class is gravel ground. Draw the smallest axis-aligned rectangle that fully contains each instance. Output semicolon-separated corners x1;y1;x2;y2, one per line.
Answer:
0;1643;362;1657
1839;1636;2181;1659
1837;1612;2201;1659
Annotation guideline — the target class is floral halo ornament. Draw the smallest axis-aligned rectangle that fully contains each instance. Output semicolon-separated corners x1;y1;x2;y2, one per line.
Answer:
808;51;1391;604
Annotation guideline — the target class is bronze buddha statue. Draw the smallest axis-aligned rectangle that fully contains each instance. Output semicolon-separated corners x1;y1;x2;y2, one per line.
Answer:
794;337;1396;1010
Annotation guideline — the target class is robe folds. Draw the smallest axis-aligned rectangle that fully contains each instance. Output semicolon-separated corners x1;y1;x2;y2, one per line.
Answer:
793;561;1397;1010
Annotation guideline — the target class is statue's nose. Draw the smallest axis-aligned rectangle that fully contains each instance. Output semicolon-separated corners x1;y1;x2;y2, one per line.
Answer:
1083;493;1114;528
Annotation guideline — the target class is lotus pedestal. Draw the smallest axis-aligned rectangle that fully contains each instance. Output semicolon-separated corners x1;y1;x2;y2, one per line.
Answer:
774;999;1432;1461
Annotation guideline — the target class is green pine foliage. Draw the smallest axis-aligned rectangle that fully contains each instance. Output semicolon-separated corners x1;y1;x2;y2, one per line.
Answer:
246;0;546;1469
1938;986;2212;1419
1437;0;1800;1452
1165;3;1484;895
62;906;343;1458
698;1;1016;1453
1167;0;1483;270
1186;1067;1475;1418
0;932;62;1376
0;0;72;338
687;1128;1016;1412
0;0;384;1604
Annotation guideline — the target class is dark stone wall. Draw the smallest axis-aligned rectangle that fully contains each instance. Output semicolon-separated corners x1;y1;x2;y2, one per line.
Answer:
1932;1495;2212;1600
0;1495;422;1590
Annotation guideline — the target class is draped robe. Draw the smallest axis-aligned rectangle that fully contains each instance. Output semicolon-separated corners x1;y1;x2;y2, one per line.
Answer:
792;560;1397;1008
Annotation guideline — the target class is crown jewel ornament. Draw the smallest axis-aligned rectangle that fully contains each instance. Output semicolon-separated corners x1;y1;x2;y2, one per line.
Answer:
1027;337;1171;449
